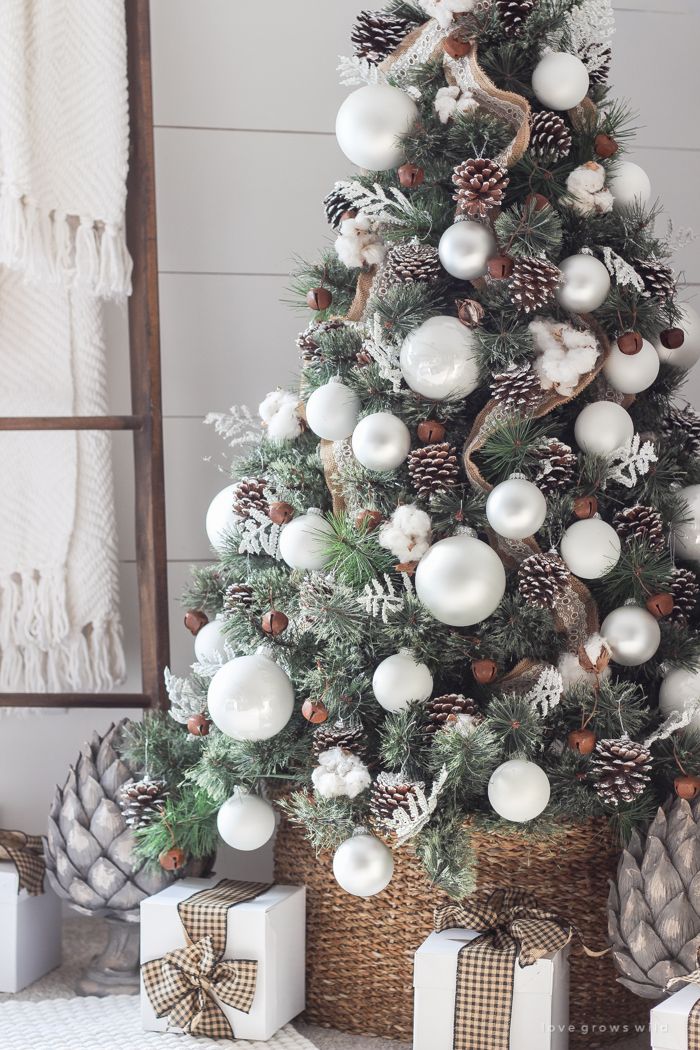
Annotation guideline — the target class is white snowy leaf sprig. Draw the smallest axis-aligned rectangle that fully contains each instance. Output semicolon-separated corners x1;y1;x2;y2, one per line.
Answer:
384;766;449;847
562;0;615;81
333;179;427;228
364;312;404;393
205;404;260;450
165;668;208;724
607;435;658;489
337;54;389;87
602;247;645;292
236;507;282;559
358;572;414;623
525;665;564;717
644;700;700;748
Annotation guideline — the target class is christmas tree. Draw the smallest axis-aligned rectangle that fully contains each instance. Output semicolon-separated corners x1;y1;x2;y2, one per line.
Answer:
122;0;700;898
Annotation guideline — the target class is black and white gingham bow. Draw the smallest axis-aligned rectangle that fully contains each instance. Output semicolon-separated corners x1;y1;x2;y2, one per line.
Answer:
667;957;700;1047
0;829;45;895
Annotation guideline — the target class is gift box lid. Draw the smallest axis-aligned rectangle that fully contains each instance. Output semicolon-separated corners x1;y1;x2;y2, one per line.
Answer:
651;984;700;1050
414;928;563;995
140;878;300;917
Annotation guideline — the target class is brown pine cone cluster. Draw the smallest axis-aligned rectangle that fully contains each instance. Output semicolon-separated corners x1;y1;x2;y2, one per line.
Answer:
424;694;481;738
669;567;700;624
529;111;572;163
496;0;535;37
510;257;563;314
296;319;346;365
452;158;510;219
518;552;571;609
490;362;542;414
351;9;415;65
533;438;578;494
232;477;269;519
312;721;367;759
374;240;442;298
613;504;665;551
370;772;419;830
408;442;460;499
635;259;676;302
662;404;700;457
118;777;169;830
224;582;254;612
591;737;652;807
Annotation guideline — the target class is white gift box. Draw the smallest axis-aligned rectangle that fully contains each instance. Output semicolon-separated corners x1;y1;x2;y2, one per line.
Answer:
0;861;62;993
651;985;700;1050
414;928;570;1050
140;878;305;1041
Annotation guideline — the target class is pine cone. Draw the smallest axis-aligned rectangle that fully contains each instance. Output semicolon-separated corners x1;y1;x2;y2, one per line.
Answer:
296;319;345;365
613;504;665;551
490;363;543;414
323;185;355;230
408;442;460;499
591;737;652;807
496;0;535;37
424;694;481;738
351;9;414;64
510;257;563;314
583;45;612;86
118;777;169;830
231;477;268;520
224;583;254;612
670;567;700;624
635;259;676;302
533;438;577;495
452;159;510;219
374;240;442;297
662;404;700;457
312;721;367;759
529;111;572;163
370;772;419;830
518;552;571;609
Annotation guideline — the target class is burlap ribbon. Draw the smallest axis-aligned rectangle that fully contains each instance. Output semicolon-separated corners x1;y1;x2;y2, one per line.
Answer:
0;829;45;895
667;960;700;1047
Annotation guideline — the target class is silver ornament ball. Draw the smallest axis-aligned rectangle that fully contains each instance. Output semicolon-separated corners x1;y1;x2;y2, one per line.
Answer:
487;759;551;823
603;339;659;395
332;833;394;897
485;477;547;540
415;534;506;627
335;84;418;171
279;511;334;571
208;653;294;741
372;650;433;713
438;220;496;280
608;161;652;211
659;667;700;730
351;411;411;471
305;380;360;441
556;254;611;313
531;52;590;110
206;484;237;553
560;518;621;579
217;792;276;851
675;485;700;562
400;316;480;400
601;605;661;667
655;305;700;371
574;401;635;457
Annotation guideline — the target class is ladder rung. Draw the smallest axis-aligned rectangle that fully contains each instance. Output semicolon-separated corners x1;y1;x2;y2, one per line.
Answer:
0;415;144;431
0;692;152;708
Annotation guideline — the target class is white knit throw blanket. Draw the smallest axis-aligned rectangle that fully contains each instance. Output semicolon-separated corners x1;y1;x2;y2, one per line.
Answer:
0;0;130;691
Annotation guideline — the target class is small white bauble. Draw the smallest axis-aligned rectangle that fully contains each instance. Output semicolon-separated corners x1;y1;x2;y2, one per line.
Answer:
335;84;418;171
372;649;433;713
207;652;294;741
194;615;228;664
655;305;700;371
278;511;334;571
332;833;394;897
399;316;480;400
659;667;700;730
603;338;660;394
574;401;635;457
485;477;547;540
415;534;506;626
675;484;700;562
531;52;590;110
487;759;551;823
305;380;360;441
560;518;621;579
351;412;411;471
217;792;276;851
557;254;611;313
600;606;661;667
206;485;237;553
438;220;496;280
608;161;652;211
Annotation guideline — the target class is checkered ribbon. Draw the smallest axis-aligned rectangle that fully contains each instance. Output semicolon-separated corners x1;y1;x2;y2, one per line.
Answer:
0;830;45;895
667;959;700;1047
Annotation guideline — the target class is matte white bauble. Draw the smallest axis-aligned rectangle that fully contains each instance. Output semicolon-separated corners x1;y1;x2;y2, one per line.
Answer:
335;84;418;171
372;649;433;713
603;338;660;394
574;401;635;457
608;161;652;211
206;485;237;553
278;511;334;571
531;52;590;110
560;518;621;579
399;316;480;400
659;667;700;730
207;652;294;741
485;477;547;540
600;606;661;667
655;305;700;370
415;534;506;627
194;616;228;664
675;485;700;562
217;792;276;851
332;833;394;897
487;759;551;823
438;220;496;280
557;255;611;313
305;380;360;441
351;412;411;471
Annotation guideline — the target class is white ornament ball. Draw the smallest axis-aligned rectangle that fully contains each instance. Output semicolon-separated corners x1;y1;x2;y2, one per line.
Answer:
485;477;547;540
600;606;661;667
603;338;660;394
487;759;551;823
399;316;480;400
531;52;590;110
206;485;237;553
608;161;652;211
305;380;360;441
557;254;611;313
415;534;506;627
194;616;228;664
438;220;496;280
560;518;621;579
217;792;276;851
335;84;418;171
675;484;700;562
351;412;411;471
332;833;394;898
208;652;294;741
278;511;334;571
574;401;635;457
659;667;700;730
655;305;700;371
372;650;433;713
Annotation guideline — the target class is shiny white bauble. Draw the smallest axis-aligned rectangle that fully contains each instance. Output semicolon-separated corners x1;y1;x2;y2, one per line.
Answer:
278;511;334;571
557;255;611;313
487;759;551;823
574;401;635;457
675;485;700;562
486;478;547;540
332;833;394;897
217;792;276;851
600;606;661;667
531;52;590;110
351;412;411;471
399;316;480;400
438;220;496;280
372;650;433;713
415;534;506;627
194;616;228;664
335;84;418;171
603;338;660;394
655;305;700;371
206;485;237;553
560;518;621;579
305;380;360;441
207;652;294;741
659;667;700;730
608;161;652;211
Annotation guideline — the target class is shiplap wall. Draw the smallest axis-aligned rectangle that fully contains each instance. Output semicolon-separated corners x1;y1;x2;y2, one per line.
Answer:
1;0;698;841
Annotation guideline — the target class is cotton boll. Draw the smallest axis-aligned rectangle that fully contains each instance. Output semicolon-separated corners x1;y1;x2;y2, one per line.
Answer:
565;163;614;216
378;504;432;563
311;747;372;799
434;86;460;124
335;213;386;269
530;318;599;398
258;389;303;442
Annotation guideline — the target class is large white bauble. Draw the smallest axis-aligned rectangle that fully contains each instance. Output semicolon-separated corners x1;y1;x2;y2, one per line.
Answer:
600;606;661;667
487;759;551;823
206;485;237;552
438;220;496;280
372;650;433;713
351;412;411;471
560;518;621;579
531;52;590;110
207;652;294;741
675;485;700;562
399;316;480;400
485;477;547;540
557;255;611;313
335;84;418;171
603;338;660;394
278;511;334;571
655;305;700;371
194;616;228;664
659;667;700;730
332;833;394;897
574;401;635;457
217;792;276;851
305;380;360;441
608;161;652;211
415;534;506;627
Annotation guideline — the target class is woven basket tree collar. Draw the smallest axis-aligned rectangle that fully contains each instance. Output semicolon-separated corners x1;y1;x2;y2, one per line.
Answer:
0;829;46;895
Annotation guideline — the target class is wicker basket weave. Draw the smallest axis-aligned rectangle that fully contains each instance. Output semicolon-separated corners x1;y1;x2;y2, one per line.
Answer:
274;812;648;1045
